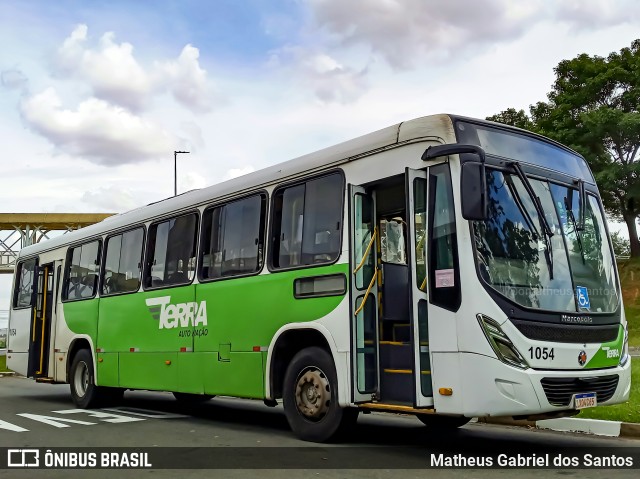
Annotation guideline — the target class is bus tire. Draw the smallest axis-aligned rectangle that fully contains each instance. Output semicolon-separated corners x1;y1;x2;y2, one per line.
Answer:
173;392;214;403
417;414;470;429
283;346;358;442
69;348;109;408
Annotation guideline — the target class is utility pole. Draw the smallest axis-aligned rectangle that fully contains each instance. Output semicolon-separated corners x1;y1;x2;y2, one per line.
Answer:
174;151;189;196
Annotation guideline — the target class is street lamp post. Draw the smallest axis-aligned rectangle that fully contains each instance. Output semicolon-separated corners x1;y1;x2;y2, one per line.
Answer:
174;151;189;196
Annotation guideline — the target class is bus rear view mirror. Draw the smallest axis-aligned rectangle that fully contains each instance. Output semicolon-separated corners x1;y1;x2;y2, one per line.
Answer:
461;162;488;221
421;143;488;221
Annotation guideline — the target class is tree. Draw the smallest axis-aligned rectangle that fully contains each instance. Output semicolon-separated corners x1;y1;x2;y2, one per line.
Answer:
486;108;536;131
611;231;631;257
488;39;640;257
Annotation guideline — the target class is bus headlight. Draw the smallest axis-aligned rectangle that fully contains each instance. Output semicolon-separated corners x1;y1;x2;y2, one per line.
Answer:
620;325;630;367
477;315;529;370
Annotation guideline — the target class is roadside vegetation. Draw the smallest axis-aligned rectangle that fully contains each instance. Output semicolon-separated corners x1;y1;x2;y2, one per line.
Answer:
578;357;639;423
576;259;638;422
0;356;7;372
619;258;639;347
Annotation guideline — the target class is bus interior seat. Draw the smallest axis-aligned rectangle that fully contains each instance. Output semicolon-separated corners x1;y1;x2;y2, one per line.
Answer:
380;263;409;322
167;271;188;284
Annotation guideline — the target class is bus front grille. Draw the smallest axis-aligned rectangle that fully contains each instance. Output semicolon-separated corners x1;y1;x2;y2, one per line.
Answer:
512;320;619;344
540;375;619;407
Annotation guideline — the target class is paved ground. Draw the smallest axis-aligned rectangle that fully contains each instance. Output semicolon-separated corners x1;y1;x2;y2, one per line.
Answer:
0;376;638;478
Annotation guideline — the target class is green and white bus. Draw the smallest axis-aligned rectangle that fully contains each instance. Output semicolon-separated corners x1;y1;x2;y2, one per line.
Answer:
7;114;631;441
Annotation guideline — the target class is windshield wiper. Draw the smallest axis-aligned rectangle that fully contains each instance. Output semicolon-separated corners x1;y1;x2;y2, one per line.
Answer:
509;161;554;279
565;196;586;264
575;178;586;231
504;176;541;240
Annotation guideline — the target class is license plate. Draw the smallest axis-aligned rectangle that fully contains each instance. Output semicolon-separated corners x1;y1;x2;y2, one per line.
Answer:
573;392;597;409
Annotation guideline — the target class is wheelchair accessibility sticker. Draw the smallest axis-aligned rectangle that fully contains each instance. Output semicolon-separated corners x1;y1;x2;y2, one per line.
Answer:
576;286;591;310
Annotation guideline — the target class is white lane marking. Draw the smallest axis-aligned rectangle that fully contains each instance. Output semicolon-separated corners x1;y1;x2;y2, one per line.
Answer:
101;407;188;419
16;413;95;428
0;419;29;432
53;409;146;423
2;406;188;432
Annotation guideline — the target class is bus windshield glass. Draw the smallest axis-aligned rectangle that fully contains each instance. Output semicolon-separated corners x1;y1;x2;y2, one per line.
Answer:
474;168;618;313
456;121;594;181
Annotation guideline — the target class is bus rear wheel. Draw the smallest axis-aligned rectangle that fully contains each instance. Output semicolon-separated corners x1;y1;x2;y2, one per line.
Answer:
69;349;123;408
283;347;358;442
417;414;470;429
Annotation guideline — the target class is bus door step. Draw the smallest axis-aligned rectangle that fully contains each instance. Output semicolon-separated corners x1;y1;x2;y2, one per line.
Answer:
381;368;414;403
379;341;412;370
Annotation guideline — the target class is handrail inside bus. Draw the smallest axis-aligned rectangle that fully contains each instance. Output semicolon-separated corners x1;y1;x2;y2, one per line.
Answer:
353;227;379;317
354;268;378;317
353;227;377;275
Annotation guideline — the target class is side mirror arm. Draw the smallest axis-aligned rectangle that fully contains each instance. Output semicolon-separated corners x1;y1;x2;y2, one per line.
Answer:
422;144;488;221
422;144;486;164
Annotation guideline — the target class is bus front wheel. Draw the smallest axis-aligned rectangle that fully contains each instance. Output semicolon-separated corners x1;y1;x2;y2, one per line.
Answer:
69;349;122;408
283;346;358;442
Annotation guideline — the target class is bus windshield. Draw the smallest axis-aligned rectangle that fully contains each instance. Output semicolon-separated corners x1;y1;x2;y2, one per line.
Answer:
456;120;594;181
474;168;618;313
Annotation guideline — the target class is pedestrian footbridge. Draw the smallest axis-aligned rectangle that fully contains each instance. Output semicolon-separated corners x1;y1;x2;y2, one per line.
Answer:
0;213;113;274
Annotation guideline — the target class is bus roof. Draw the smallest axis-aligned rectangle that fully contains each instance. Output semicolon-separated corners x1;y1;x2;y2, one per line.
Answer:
18;113;458;259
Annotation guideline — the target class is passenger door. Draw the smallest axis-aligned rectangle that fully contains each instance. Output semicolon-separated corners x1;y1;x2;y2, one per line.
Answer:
7;258;38;376
405;168;434;407
28;262;55;378
349;185;379;402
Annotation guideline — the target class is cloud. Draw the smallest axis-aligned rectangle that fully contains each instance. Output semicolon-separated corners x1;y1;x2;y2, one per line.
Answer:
55;25;152;111
156;45;214;113
81;185;138;212
306;0;541;69
224;166;255;180
20;87;178;165
268;46;368;103
180;171;208;192
1;68;29;91
54;25;215;113
180;121;205;151
305;0;640;69
553;1;640;30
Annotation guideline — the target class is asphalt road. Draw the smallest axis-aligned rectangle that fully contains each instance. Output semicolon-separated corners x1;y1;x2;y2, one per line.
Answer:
0;375;638;479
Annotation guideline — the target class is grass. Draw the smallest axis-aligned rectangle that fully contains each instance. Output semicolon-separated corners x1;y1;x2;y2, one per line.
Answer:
0;355;8;372
578;357;639;422
619;258;640;347
577;262;640;422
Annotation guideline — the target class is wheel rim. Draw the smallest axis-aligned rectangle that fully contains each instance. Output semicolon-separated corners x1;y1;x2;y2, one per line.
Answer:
74;361;89;398
294;366;331;421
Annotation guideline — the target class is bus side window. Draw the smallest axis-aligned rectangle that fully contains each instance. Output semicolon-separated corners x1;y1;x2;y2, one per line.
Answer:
428;163;461;311
102;227;144;295
199;194;266;280
271;172;344;269
63;240;101;301
13;258;37;308
145;213;198;289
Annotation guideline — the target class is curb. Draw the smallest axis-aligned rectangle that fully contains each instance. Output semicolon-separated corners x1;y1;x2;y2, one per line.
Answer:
0;371;16;378
479;417;640;439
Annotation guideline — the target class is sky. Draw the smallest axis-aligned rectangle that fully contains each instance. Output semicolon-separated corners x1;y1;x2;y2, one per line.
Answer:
1;0;639;324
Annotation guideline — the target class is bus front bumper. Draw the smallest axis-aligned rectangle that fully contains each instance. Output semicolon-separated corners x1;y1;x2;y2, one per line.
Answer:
452;352;631;418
